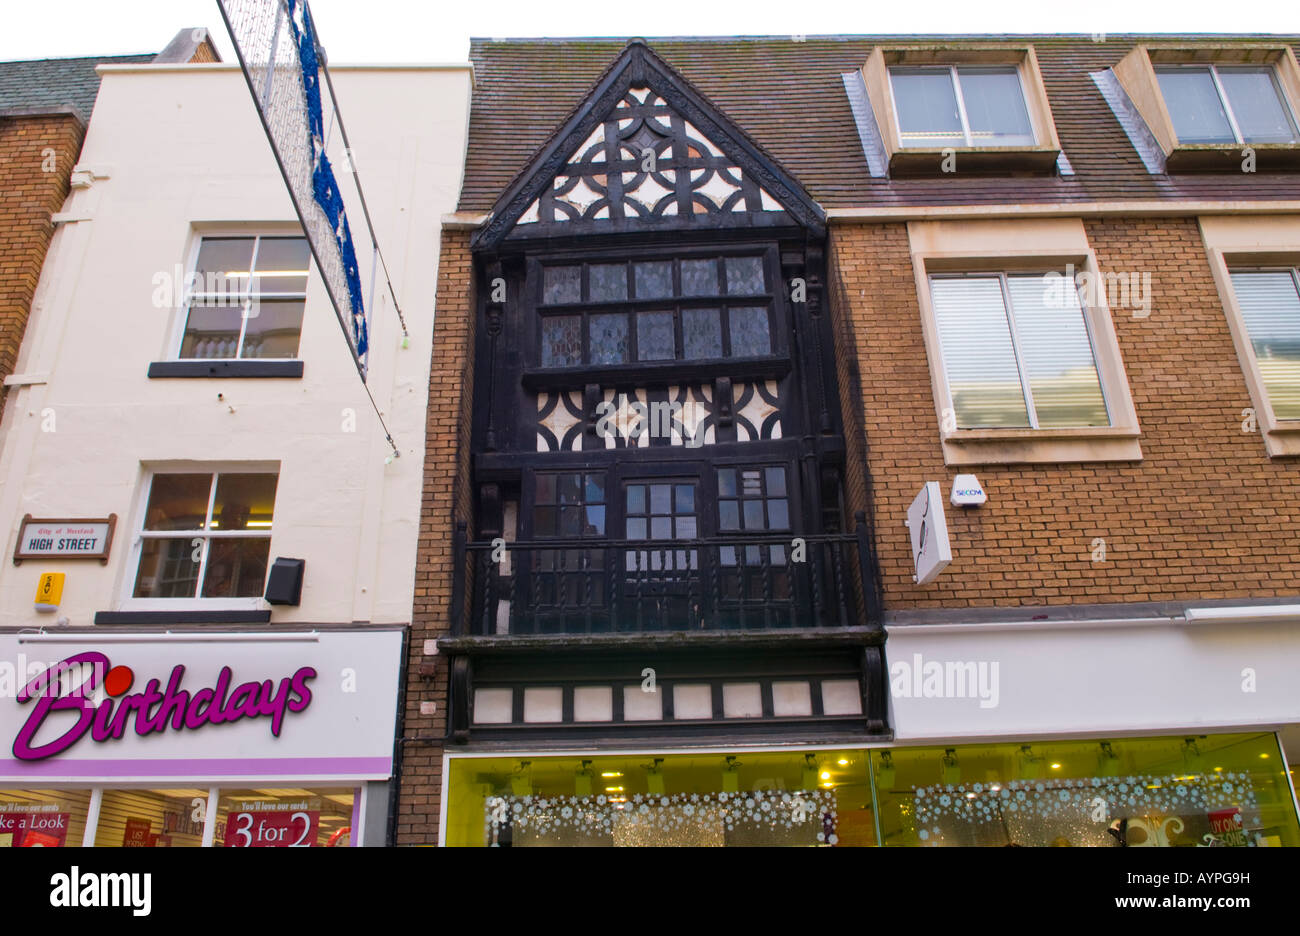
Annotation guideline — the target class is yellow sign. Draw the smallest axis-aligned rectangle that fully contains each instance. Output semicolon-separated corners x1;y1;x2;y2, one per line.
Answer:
35;572;65;607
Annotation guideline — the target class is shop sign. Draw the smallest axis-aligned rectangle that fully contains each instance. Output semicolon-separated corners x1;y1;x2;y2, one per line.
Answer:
223;799;320;847
0;803;70;847
13;515;116;564
1;629;404;785
12;651;317;761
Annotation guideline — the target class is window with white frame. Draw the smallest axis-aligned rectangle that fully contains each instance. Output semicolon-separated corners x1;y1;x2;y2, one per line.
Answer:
1227;268;1300;420
1155;65;1300;145
889;66;1036;148
179;236;310;360
929;272;1110;430
132;471;279;600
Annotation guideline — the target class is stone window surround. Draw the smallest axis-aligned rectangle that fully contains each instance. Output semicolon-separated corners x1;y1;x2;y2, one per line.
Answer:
1199;214;1300;458
1113;44;1300;170
907;218;1143;467
861;44;1063;175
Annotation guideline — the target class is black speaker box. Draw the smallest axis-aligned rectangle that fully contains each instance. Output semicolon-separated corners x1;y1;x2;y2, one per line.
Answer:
265;557;305;606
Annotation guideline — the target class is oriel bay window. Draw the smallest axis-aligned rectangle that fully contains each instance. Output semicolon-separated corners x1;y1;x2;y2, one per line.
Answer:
928;272;1109;430
536;252;775;370
478;461;842;634
132;470;278;600
179;235;310;360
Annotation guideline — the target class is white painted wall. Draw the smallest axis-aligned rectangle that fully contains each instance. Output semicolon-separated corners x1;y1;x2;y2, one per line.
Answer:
0;62;472;627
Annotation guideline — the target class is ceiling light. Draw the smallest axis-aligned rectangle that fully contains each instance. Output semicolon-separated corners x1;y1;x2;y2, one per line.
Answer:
801;755;819;791
940;748;960;785
876;751;896;788
820;771;831;781
1050;763;1062;770
837;758;849;766
1018;745;1041;780
600;772;622;778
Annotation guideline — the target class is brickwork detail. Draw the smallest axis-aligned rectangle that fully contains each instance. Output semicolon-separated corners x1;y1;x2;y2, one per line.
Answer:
830;218;1300;611
397;229;476;844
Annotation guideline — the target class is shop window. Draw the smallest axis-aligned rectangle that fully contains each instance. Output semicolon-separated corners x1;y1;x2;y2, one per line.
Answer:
443;750;874;847
536;254;773;369
130;470;278;601
0;787;359;847
872;732;1299;847
94;789;209;847
216;789;355;847
178;235;310;360
928;272;1109;429
0;789;93;847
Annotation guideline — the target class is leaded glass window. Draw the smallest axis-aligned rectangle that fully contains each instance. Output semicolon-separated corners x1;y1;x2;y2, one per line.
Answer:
535;254;775;367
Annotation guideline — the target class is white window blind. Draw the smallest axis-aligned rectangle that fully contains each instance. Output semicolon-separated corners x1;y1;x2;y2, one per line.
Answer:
1229;269;1300;419
931;273;1109;429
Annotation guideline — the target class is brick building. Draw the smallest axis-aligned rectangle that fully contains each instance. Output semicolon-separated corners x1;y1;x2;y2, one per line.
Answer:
402;35;1300;847
0;29;219;407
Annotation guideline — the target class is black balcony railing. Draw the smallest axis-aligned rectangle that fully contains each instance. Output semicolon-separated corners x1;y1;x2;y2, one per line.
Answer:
450;519;880;636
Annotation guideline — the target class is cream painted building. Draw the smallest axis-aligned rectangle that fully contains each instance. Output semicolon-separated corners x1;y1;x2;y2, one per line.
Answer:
0;60;471;629
0;58;470;846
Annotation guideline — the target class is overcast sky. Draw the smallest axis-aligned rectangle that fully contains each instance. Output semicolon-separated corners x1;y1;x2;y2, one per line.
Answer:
2;0;1298;63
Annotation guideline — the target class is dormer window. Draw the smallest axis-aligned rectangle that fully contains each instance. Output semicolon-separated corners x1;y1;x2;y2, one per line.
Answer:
890;66;1036;149
1155;65;1299;145
1112;46;1300;171
861;45;1062;175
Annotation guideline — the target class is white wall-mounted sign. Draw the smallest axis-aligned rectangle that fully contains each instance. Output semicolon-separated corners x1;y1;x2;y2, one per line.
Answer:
906;482;952;585
950;474;987;507
13;515;116;564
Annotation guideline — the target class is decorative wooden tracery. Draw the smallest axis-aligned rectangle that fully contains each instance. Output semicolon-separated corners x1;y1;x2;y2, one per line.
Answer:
472;40;826;249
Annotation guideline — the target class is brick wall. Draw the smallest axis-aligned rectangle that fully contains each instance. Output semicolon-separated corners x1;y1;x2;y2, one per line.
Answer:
0;112;84;405
396;229;475;844
830;217;1300;612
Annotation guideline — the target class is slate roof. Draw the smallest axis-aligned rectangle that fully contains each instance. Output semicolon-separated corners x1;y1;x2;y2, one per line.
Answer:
0;53;155;123
460;35;1300;213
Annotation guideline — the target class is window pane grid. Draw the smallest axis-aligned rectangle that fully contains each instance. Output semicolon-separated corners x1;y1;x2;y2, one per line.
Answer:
537;255;771;366
133;472;277;600
180;235;308;361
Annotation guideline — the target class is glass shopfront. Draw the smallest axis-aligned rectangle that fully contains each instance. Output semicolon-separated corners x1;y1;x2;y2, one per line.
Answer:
0;787;357;847
443;731;1300;847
